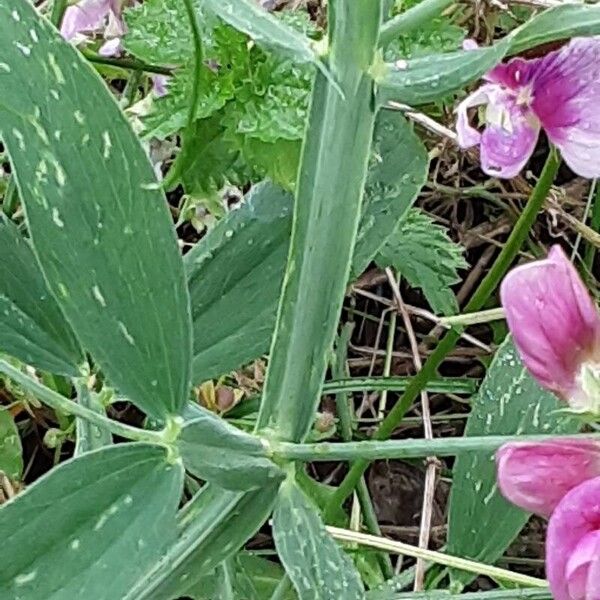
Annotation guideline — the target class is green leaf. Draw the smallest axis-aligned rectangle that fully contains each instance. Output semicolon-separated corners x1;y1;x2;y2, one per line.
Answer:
377;38;510;106
371;591;551;600
186;181;292;384
0;444;183;599
0;0;191;420
376;209;466;315
352;111;429;278
273;479;365;600
203;0;318;63
131;483;279;599
508;4;600;55
178;409;284;490
378;4;600;107
446;338;580;587
0;408;22;480
0;217;82;376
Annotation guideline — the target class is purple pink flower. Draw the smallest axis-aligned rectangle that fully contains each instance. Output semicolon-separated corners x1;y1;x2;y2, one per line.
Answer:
457;37;600;178
500;245;600;414
497;439;600;600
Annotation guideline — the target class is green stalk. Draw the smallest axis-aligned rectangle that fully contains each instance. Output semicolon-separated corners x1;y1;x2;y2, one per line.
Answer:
379;0;454;47
394;591;551;600
256;0;383;441
80;49;173;76
50;0;68;27
325;151;561;519
0;359;169;445
585;180;600;271
325;376;477;395
273;432;599;462
162;0;204;190
333;325;394;578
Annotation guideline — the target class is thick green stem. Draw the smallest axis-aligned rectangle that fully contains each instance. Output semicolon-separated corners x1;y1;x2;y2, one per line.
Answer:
274;432;598;462
162;0;204;191
379;0;454;47
324;151;561;519
256;0;383;441
0;359;168;445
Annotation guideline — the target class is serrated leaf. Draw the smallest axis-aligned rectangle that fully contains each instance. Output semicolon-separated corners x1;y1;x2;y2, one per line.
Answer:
446;338;580;587
131;483;279;599
0;0;191;419
376;209;466;315
186;181;292;384
178;409;284;490
0;217;82;376
0;408;22;480
0;444;183;599
203;0;317;63
273;479;365;600
352;111;429;278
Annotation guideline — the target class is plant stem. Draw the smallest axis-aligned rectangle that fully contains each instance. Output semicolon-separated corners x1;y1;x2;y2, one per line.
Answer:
80;49;173;76
324;151;561;520
0;359;167;445
162;0;203;190
327;526;547;588
585;180;600;271
439;307;505;327
273;432;599;462
50;0;68;27
379;0;454;47
333;324;394;578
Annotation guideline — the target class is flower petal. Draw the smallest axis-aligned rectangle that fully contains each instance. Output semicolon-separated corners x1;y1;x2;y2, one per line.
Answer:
455;86;493;148
500;245;600;398
496;440;600;517
152;75;169;98
547;476;600;600
530;37;600;178
60;0;112;40
480;91;540;178
565;530;600;600
98;37;122;57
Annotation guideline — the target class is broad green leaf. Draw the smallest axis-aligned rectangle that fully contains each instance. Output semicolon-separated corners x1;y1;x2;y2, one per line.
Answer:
508;4;600;55
0;0;191;419
0;408;22;480
446;338;579;587
377;38;510;106
0;217;82;376
352;111;429;278
178;409;284;490
0;444;183;599
203;0;317;63
376;209;466;315
131;483;279;599
186;181;292;384
273;479;365;600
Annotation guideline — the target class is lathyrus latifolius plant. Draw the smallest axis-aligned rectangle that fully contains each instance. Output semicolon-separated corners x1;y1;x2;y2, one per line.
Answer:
2;0;600;598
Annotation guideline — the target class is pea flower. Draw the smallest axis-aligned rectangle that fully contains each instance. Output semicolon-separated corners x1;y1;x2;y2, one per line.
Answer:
457;37;600;178
500;245;600;415
497;439;600;517
497;440;600;600
60;0;125;57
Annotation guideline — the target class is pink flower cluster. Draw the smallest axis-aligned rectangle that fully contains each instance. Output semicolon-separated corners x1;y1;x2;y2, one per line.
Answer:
499;246;600;599
457;37;600;179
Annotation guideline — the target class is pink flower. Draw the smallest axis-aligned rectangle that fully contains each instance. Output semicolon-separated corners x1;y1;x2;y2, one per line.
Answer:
546;476;600;600
497;439;600;517
60;0;125;57
500;245;600;413
457;37;600;178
